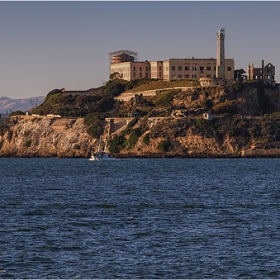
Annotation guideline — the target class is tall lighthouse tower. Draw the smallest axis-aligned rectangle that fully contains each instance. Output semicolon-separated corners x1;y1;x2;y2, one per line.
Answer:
216;28;226;79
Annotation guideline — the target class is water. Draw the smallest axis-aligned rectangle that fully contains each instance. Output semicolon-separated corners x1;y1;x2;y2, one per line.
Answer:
1;157;280;278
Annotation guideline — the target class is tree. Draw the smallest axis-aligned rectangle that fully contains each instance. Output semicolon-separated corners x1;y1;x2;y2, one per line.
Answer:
109;72;121;80
105;80;126;97
157;139;170;152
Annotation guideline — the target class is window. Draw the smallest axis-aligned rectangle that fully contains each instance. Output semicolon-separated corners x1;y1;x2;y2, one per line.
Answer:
185;74;189;79
192;66;196;71
178;66;182;71
145;67;148;71
227;67;232;71
178;75;182;79
200;66;204;71
214;67;216;71
185;66;189;71
159;72;162;77
171;66;176;71
207;66;211;71
145;72;149;78
140;67;142;71
133;72;136;77
192;74;197;79
133;67;136;71
159;66;162;71
140;73;142;77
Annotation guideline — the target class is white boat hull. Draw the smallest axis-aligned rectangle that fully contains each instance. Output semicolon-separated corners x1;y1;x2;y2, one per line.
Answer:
89;153;115;161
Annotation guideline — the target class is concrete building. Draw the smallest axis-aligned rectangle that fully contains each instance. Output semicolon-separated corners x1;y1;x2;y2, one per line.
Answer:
109;29;234;84
247;60;276;84
110;61;151;80
155;57;234;81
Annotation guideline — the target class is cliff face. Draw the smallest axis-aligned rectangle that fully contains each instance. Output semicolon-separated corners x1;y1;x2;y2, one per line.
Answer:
0;115;240;158
0;114;280;158
111;117;248;158
0;116;96;157
1;84;280;158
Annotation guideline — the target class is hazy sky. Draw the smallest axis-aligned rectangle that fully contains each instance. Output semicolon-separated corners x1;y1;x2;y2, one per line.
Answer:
1;1;279;99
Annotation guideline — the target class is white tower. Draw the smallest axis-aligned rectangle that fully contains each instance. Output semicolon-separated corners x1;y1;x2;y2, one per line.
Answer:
216;28;226;79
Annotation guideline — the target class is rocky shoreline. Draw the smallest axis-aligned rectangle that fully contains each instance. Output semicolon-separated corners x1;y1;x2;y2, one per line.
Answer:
0;114;280;159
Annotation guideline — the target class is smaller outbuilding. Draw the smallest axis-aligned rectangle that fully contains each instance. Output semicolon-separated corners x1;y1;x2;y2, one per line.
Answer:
203;113;213;121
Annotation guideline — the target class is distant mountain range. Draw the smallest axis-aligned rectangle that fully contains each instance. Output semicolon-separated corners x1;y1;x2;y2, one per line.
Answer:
0;96;45;114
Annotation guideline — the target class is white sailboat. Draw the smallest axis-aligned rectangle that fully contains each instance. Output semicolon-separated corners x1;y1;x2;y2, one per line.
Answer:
89;137;115;161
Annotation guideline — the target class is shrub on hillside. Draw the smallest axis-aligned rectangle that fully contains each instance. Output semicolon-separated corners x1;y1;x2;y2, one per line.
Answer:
233;82;244;92
84;113;104;139
104;80;126;97
212;100;237;114
24;140;32;147
45;89;62;102
155;90;180;107
157;139;170;152
194;118;214;137
127;128;142;148
108;134;126;153
143;133;150;145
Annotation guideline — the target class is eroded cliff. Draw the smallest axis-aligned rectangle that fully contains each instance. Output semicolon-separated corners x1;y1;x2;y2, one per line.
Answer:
2;83;280;158
0;116;96;157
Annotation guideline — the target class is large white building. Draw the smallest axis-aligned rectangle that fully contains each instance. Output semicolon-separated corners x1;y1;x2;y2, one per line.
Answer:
109;29;234;84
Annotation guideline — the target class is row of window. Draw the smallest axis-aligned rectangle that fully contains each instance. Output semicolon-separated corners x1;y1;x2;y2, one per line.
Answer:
171;74;209;79
152;66;162;71
133;72;149;78
171;66;232;71
133;67;149;72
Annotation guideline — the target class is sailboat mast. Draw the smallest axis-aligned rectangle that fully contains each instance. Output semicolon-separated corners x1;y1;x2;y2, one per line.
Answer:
98;136;102;153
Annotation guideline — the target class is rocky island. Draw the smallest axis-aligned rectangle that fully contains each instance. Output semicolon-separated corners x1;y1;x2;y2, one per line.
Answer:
1;79;280;158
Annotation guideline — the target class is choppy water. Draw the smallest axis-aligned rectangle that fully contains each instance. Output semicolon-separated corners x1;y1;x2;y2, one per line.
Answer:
1;157;280;278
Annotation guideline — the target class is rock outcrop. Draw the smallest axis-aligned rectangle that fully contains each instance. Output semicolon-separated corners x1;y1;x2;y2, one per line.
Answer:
1;84;280;158
0;116;96;157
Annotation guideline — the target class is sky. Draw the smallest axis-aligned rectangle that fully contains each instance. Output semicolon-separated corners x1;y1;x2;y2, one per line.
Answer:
0;1;280;99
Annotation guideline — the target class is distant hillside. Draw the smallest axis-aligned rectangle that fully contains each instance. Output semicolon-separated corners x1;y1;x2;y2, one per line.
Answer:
0;96;45;114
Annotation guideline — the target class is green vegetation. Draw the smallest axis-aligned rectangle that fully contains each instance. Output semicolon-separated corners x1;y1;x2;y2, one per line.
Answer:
103;79;126;97
7;130;13;142
257;84;271;114
0;124;9;136
10;111;25;116
124;79;199;93
107;118;142;152
212;100;238;114
24;140;32;147
127;128;142;148
23;78;280;155
143;133;150;145
155;90;180;107
108;134;126;153
233;82;244;92
0;139;4;150
194;118;214;137
200;98;214;110
157;139;171;152
73;144;80;150
126;117;139;130
31;88;115;117
84;114;104;139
